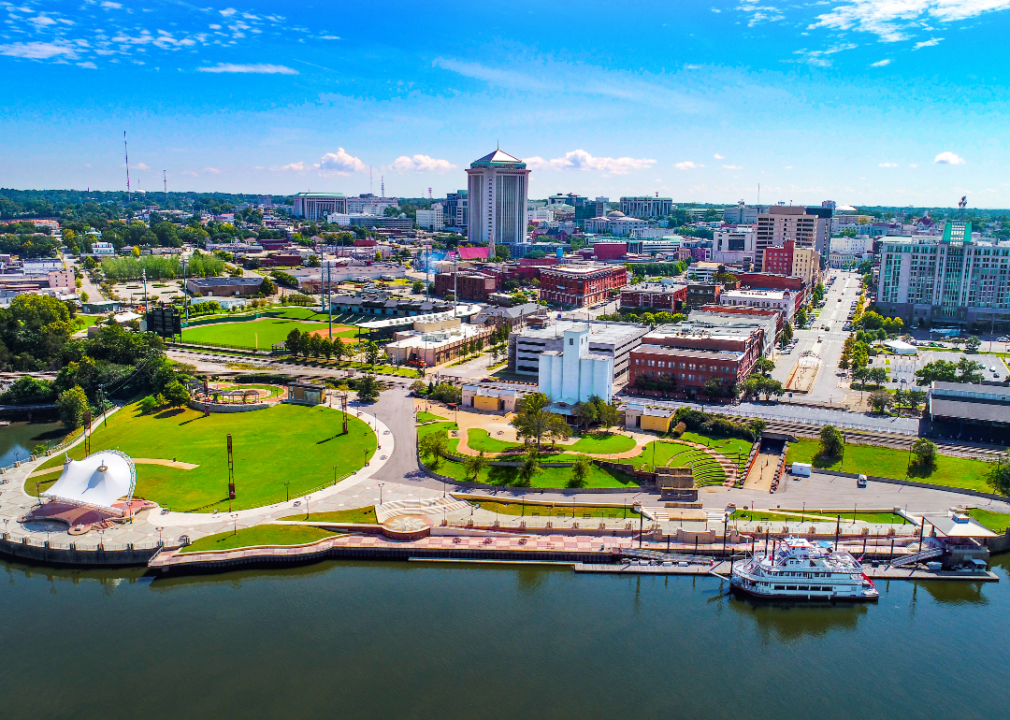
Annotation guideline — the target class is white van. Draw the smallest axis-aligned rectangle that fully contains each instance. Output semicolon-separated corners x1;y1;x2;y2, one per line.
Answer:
791;462;812;477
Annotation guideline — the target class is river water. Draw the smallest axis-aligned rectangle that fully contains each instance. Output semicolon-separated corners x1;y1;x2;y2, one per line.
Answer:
1;554;1007;720
0;420;65;467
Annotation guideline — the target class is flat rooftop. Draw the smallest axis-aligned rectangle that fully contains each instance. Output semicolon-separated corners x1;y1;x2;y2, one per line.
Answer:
721;289;789;299
633;345;744;361
541;265;619;275
514;320;647;345
643;324;760;343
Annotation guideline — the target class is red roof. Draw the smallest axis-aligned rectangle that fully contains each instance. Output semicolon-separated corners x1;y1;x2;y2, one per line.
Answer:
456;246;489;260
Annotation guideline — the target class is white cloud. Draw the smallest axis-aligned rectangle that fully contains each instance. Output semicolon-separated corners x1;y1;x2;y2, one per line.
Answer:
28;15;57;28
879;162;898;167
100;2;122;8
0;41;77;59
526;149;656;175
219;8;237;17
934;151;965;165
321;35;340;40
722;164;743;170
203;167;221;174
198;63;297;74
675;161;703;170
714;153;725;160
793;43;858;67
279;161;306;172
811;1;1010;41
390;155;456;173
77;61;97;69
913;37;942;49
318;148;366;174
180;171;198;177
134;163;151;171
871;58;892;66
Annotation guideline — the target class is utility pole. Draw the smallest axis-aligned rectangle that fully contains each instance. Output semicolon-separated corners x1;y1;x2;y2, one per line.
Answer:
142;268;148;309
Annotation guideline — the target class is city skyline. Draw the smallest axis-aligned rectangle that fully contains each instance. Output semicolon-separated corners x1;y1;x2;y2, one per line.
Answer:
3;1;1010;205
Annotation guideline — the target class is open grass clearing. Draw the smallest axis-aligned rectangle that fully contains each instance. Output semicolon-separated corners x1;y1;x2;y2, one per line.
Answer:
785;438;991;493
33;402;376;512
280;506;377;524
182;316;359;349
466;428;636;457
730;510;909;525
181;525;342;553
416;411;448;424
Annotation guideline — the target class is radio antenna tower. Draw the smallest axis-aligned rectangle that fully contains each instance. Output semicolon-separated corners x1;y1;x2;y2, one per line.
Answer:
369;165;373;195
163;170;167;199
428;187;432;200
124;131;132;202
381;176;385;198
757;183;760;206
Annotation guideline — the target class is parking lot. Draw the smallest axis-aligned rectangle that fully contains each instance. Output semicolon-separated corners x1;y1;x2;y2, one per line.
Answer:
867;348;1009;389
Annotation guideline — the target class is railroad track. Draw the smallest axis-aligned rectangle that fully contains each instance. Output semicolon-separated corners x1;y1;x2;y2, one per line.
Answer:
735;417;1006;461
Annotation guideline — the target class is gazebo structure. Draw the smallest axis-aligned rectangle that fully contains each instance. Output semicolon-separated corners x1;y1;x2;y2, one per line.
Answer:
22;450;141;534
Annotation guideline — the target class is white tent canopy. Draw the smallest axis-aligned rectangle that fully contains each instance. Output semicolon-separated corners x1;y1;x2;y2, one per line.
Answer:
884;339;917;355
42;450;136;513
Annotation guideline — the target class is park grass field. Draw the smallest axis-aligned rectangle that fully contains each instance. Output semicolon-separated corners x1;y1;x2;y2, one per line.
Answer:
182;317;359;349
967;509;1010;534
416;411;447;424
181;525;342;553
32;402;376;512
730;510;909;525
785;438;991;492
419;424;636;489
466;429;637;456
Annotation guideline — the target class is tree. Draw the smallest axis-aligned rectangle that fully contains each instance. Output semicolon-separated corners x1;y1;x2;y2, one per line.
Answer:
162;380;190;408
795;307;808;327
513;392;555;449
355;374;381;403
868;366;889;388
308;334;322;358
258;277;276;297
463;450;488;481
516;447;540;486
139;395;159;414
364;340;381;367
320;338;333;360
56;385;89;430
911;438;937;468
956;357;984;383
704;377;724;400
818;425;844;459
754;356;775;376
985;453;1010;498
597;402;620;432
411;280;424;294
569;455;591;488
761;378;784;402
419;430;447;471
868;390;893;414
779;321;794;347
546;414;572;446
409;380;426;395
573;400;599;431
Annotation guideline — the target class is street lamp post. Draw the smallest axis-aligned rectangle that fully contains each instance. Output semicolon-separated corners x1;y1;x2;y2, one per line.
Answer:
378;482;385;506
284;481;291;502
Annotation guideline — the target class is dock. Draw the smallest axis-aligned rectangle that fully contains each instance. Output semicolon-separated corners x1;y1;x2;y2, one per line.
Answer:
574;562;998;582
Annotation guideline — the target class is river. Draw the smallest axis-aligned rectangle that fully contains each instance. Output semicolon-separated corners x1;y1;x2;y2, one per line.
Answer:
0;419;65;467
1;554;1007;720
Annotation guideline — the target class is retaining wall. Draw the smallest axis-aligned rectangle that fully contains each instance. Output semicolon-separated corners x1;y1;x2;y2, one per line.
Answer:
0;534;157;566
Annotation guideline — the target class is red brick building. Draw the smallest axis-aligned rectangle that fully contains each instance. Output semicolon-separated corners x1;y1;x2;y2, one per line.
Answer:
627;325;764;400
620;283;687;313
260;254;303;267
434;271;497;301
539;265;628;307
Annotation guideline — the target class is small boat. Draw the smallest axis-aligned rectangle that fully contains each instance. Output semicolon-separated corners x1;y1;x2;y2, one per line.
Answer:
731;536;879;601
0;421;9;427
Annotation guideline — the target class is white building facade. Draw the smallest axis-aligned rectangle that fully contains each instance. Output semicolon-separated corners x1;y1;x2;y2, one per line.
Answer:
416;204;444;231
538;327;614;405
292;192;348;221
466;149;530;253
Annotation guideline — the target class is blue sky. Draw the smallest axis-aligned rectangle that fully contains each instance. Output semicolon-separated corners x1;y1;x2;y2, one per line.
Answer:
3;0;1010;206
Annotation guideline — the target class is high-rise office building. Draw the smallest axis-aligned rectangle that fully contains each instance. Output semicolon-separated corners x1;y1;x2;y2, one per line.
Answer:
876;221;1010;331
754;206;829;271
466;148;530;254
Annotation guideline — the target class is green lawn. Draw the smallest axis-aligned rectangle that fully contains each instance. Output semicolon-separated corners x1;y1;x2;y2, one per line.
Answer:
466;428;637;456
32;402;376;512
730;510;909;525
967;509;1010;534
73;314;103;330
180;525;342;553
280;506;377;524
612;441;727;485
785;438;992;492
680;432;753;459
473;500;642;519
416;411;446;424
182;317;359;349
418;421;461;455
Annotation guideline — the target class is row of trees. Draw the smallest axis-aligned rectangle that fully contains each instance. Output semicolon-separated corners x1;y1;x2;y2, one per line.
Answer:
98;253;226;282
284;328;383;366
915;358;984;386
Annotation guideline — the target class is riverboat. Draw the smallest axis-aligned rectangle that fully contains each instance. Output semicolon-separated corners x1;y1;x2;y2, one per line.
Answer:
731;536;879;601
